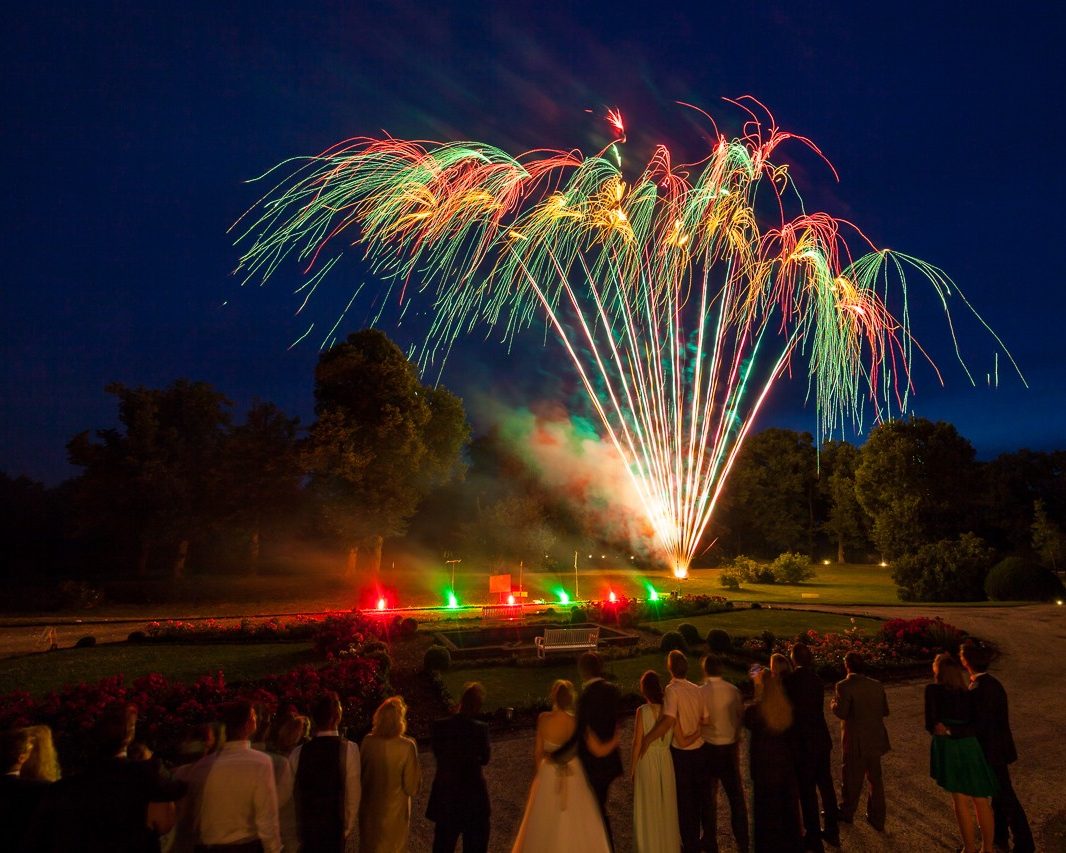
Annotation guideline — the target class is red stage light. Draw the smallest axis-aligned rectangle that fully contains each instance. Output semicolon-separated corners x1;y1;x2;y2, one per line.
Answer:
376;597;386;611
507;594;516;606
608;590;617;603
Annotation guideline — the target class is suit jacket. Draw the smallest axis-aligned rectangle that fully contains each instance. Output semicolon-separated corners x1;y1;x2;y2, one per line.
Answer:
969;672;1017;767
576;677;623;785
426;714;491;822
832;673;890;758
784;666;832;754
0;775;48;853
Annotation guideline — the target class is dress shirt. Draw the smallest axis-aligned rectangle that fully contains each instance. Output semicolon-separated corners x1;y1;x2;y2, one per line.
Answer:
663;677;704;749
289;730;361;838
697;676;743;745
188;740;281;853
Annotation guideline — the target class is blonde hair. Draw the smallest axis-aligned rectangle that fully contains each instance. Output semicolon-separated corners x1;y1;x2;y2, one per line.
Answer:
20;725;60;782
371;696;408;739
933;653;968;689
550;679;574;711
769;653;793;677
271;714;311;754
754;670;793;734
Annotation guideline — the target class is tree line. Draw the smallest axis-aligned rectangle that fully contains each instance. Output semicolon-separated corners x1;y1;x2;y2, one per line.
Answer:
2;329;1063;603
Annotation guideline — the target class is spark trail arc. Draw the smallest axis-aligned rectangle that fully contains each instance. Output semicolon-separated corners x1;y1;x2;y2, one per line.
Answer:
233;99;1018;578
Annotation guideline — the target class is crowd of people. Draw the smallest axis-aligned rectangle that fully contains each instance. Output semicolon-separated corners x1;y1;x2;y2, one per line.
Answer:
0;640;1034;853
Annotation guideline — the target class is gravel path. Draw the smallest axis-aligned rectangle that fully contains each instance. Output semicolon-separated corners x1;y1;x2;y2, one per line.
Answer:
406;603;1066;852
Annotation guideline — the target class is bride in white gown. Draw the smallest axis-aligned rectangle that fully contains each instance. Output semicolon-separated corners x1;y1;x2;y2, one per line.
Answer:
512;680;612;853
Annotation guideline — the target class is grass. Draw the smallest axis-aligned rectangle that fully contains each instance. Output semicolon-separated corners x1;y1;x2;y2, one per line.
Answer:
439;651;750;713
650;609;883;639
521;562;903;606
0;642;317;698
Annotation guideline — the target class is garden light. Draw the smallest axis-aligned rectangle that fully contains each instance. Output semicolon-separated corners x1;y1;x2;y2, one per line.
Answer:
376;597;386;611
507;594;516;606
446;591;459;609
608;590;617;604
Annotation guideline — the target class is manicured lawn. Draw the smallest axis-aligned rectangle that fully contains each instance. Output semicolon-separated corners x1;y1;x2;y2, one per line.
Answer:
516;562;902;606
0;642;317;698
650;609;883;639
440;651;749;712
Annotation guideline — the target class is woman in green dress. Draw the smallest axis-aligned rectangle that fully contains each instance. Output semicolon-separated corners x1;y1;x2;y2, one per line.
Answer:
924;653;998;853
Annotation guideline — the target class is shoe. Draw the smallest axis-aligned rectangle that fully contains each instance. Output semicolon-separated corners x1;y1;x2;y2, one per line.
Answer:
865;816;884;832
831;809;852;825
822;830;841;848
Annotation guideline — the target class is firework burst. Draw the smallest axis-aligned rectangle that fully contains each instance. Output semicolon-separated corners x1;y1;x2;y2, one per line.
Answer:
233;98;1019;577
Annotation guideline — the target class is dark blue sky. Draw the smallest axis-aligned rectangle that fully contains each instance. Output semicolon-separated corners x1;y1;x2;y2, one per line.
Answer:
3;1;1064;484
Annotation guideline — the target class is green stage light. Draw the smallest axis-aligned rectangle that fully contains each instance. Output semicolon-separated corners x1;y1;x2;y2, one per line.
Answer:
446;591;459;609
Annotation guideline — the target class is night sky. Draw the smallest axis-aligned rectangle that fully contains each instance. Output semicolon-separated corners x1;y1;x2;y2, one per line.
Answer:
4;1;1064;485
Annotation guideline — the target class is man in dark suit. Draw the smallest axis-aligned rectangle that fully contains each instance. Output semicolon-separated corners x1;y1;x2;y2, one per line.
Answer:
426;682;491;853
575;652;623;848
831;651;889;832
785;642;840;850
960;641;1034;853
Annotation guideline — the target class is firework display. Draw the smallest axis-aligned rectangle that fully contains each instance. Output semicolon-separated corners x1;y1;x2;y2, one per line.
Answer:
233;99;1016;578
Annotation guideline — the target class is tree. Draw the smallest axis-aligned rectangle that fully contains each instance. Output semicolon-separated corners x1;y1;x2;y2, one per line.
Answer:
854;417;979;560
303;330;469;577
1032;499;1064;571
981;450;1066;552
67;380;232;577
714;428;817;558
818;440;871;563
890;532;994;601
218;401;303;574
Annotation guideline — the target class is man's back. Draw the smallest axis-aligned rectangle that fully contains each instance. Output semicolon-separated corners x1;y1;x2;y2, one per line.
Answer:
970;672;1018;766
833;673;890;756
189;742;280;852
785;666;831;748
696;677;742;745
427;714;491;821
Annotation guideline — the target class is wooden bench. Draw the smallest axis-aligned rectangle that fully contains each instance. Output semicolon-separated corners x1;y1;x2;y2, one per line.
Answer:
482;604;522;621
535;627;600;659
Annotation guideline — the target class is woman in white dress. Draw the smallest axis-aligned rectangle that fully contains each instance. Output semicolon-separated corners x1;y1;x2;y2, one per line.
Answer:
512;679;612;853
630;670;681;853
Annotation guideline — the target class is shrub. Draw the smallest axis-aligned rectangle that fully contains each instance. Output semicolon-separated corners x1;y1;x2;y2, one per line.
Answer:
569;606;589;624
423;644;452;672
659;631;689;654
706;628;732;652
677;623;701;646
984;556;1066;602
891;533;994;601
398;617;419;639
618;611;640;629
771;552;816;584
74;636;96;649
881;616;967;653
751;602;762;610
732;555;775;584
719;570;742;591
126;631;147;643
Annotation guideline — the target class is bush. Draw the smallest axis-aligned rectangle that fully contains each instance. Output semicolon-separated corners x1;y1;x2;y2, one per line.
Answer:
398;617;419;639
706;628;732;652
423;644;452;672
127;631;147;643
618;611;640;629
891;533;995;601
719;570;742;591
732;555;775;584
677;623;701;646
751;602;762;610
74;635;96;649
771;552;816;584
569;607;589;624
659;631;689;654
984;556;1066;602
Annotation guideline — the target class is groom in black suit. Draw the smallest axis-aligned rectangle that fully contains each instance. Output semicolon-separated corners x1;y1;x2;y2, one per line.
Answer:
576;652;623;848
960;641;1035;853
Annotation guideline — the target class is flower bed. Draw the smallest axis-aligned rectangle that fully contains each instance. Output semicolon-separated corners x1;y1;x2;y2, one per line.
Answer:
141;612;386;659
0;653;388;772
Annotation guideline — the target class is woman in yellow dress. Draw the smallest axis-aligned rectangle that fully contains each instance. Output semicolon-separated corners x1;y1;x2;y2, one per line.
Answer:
359;696;422;852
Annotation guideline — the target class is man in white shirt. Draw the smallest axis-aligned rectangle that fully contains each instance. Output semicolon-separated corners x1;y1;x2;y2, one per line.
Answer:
185;699;281;853
696;653;748;853
640;650;708;853
289;690;361;853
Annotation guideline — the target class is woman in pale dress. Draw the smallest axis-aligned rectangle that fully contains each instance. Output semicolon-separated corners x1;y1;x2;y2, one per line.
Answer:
360;696;421;853
512;680;611;853
630;670;680;853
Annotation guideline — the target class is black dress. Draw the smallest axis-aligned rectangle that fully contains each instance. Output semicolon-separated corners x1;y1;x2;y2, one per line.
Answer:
744;703;803;853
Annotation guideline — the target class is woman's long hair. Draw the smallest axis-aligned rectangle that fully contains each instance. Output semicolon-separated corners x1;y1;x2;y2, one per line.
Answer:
20;725;60;782
933;653;969;689
371;696;408;739
754;669;793;734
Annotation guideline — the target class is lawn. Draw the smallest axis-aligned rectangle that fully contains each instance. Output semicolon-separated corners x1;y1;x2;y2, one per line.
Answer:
649;609;883;639
439;651;750;713
514;562;902;607
0;642;317;698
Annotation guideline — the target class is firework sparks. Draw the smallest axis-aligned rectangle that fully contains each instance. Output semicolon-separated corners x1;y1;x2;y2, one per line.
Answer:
232;99;1020;577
